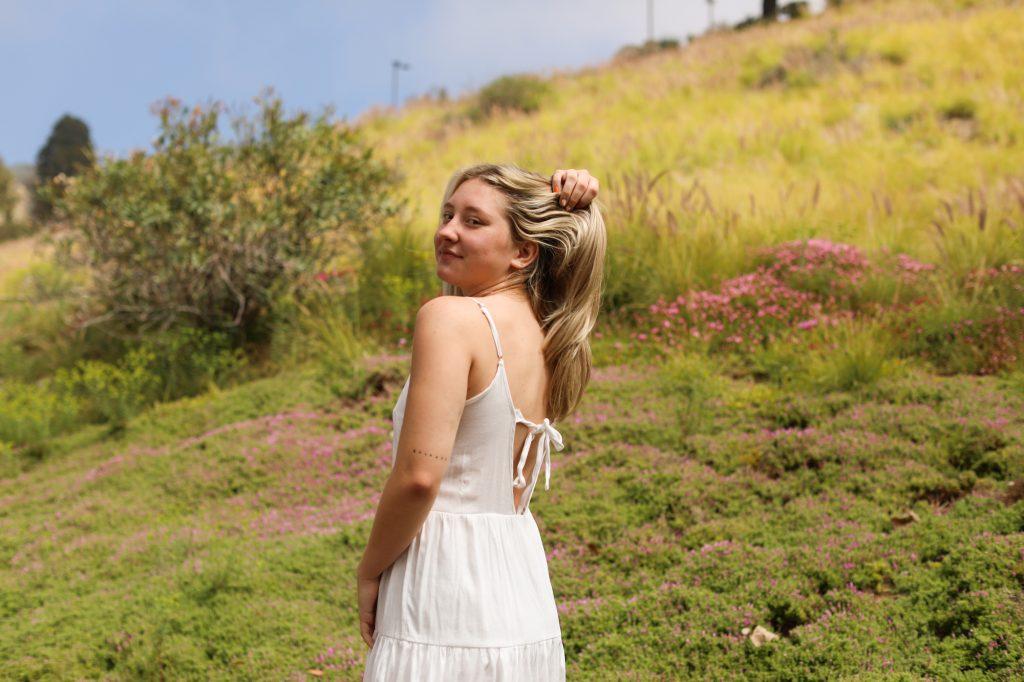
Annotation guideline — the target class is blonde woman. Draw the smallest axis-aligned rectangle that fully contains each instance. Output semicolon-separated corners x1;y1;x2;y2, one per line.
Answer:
358;165;604;680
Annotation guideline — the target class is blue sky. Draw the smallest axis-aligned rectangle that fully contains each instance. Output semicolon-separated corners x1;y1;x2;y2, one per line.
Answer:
1;0;825;167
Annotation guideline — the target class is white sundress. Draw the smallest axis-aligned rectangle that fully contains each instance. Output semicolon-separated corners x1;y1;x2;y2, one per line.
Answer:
362;297;567;681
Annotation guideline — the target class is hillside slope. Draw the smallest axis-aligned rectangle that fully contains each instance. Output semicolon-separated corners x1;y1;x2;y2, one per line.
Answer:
359;0;1023;278
2;0;1023;678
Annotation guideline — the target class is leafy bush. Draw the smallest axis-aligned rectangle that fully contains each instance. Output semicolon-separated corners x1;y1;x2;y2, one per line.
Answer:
938;96;977;121
896;295;1024;375
305;306;375;400
1;327;245;455
942;420;1010;473
741;32;870;90
800;317;904;394
266;219;435;374
467;74;552;123
51;346;161;427
747;341;820;388
348;219;437;338
137;326;245;401
876;40;910;66
612;39;681;62
739;46;789;88
40;88;404;347
0;378;81;448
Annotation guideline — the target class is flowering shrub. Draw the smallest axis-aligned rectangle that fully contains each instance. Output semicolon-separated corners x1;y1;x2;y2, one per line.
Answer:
630;239;1024;376
634;238;894;353
893;263;1024;374
751;238;873;308
640;271;854;353
964;262;1024;303
898;305;1024;375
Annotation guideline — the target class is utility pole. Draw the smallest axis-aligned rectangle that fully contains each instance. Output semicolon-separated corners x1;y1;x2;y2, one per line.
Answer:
646;0;653;42
391;59;411;109
707;0;715;30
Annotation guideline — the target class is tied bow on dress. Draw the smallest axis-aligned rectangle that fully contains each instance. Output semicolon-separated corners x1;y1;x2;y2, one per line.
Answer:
512;413;565;492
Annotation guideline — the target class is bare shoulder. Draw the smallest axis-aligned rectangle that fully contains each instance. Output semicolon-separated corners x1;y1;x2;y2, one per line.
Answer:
413;295;480;336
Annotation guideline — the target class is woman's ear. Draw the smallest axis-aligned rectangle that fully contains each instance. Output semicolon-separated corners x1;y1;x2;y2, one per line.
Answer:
511;240;539;271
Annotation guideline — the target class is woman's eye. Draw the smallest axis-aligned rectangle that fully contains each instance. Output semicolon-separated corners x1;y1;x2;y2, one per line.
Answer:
441;212;480;225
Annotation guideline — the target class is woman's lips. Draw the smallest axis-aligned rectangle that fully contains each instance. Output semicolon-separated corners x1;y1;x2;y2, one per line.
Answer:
439;251;461;260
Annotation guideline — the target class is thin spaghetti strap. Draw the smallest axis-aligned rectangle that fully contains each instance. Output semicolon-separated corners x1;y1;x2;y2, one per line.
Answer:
469;298;504;360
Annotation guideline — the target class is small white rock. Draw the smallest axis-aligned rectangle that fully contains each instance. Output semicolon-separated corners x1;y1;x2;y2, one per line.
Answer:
750;625;779;647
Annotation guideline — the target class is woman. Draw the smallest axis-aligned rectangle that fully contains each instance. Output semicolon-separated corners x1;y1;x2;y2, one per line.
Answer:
358;164;604;680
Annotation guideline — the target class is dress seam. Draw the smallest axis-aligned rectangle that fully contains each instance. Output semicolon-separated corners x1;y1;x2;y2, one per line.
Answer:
426;508;533;518
374;632;562;650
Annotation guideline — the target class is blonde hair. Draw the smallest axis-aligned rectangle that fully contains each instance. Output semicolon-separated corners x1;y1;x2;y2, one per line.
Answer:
439;163;607;421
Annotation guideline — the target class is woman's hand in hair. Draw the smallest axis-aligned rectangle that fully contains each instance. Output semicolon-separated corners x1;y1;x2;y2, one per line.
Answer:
551;169;599;210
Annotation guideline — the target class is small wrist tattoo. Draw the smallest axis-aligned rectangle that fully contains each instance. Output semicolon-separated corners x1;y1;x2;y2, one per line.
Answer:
412;447;448;462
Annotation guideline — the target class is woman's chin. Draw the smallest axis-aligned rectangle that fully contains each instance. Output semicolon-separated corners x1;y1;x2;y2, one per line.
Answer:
434;265;456;286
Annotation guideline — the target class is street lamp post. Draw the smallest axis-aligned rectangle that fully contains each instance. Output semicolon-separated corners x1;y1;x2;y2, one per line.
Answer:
391;59;411;109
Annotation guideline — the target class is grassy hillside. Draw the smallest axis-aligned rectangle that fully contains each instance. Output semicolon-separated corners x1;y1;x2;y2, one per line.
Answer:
2;0;1024;678
2;345;1022;678
359;0;1023;301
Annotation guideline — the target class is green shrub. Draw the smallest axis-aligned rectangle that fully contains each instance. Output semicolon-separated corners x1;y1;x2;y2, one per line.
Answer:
612;39;681;62
903;468;976;504
942;421;1010;473
305;304;376;400
0;157;32;241
51;346;161;427
45;326;244;430
0;378;81;447
898;293;1024;375
747;342;808;386
266;271;380;398
801;318;904;394
467;74;552;123
877;42;910;66
266;219;434;373
39;88;404;348
349;219;437;337
938;96;977;121
138;326;245;401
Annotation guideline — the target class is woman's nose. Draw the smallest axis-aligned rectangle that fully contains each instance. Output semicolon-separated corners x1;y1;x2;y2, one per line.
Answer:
436;222;458;242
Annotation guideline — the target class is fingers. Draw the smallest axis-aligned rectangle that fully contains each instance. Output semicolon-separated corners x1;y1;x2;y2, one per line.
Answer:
552;168;578;201
551;170;564;194
551;168;599;210
554;169;580;208
566;173;588;208
361;619;375;648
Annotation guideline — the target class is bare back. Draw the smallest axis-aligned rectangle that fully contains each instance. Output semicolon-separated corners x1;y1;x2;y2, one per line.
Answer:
465;296;553;511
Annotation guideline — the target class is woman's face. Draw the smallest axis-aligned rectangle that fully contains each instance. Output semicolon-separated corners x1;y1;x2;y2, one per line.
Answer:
434;178;533;292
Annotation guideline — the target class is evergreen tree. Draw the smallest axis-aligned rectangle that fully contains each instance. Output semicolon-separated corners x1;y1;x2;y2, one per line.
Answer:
32;114;95;222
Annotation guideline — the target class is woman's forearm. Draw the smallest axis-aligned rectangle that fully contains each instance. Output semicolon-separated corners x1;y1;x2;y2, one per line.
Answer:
357;472;438;580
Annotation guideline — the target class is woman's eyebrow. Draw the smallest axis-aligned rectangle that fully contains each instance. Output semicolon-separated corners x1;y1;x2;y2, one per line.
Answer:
443;202;491;219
